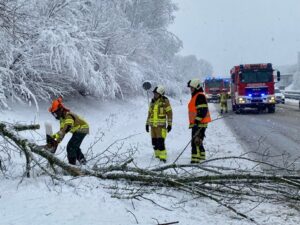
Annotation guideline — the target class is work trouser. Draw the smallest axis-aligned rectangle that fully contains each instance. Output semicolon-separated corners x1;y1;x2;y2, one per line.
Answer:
67;132;87;165
150;126;167;161
191;126;206;163
220;101;228;113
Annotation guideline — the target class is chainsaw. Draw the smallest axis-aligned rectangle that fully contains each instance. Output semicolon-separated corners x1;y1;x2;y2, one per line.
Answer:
44;122;58;153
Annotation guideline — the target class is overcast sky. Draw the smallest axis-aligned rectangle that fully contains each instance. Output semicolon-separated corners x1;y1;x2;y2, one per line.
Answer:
169;0;300;76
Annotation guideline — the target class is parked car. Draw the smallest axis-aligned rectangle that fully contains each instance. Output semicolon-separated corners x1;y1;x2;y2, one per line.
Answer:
275;88;285;104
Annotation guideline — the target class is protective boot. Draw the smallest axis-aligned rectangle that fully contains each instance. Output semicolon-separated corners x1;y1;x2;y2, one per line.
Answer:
68;157;77;165
79;157;87;165
191;147;201;163
159;149;167;163
154;150;160;159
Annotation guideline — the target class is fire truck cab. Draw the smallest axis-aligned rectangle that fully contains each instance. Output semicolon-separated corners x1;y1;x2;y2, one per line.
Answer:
204;78;230;103
230;63;280;113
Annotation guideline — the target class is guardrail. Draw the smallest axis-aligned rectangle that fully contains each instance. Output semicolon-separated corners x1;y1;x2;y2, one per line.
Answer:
284;90;300;100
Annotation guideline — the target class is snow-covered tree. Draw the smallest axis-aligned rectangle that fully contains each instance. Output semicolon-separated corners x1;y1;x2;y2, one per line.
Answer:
173;55;213;81
0;0;212;107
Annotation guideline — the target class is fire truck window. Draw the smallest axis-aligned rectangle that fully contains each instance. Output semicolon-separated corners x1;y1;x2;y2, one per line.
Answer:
240;72;272;83
205;80;223;88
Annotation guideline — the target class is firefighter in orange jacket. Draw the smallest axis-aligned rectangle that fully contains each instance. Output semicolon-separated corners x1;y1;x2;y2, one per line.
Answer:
48;97;89;165
146;85;173;162
187;79;211;163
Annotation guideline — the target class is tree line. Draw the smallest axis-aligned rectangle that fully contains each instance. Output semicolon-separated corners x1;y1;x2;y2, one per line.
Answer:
0;0;212;108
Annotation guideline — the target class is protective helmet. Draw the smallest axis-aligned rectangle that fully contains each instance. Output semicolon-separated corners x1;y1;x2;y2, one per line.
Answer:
153;85;165;95
48;96;67;112
187;79;202;89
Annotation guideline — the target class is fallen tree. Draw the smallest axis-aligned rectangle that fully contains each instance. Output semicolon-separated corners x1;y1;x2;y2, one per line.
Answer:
1;122;300;224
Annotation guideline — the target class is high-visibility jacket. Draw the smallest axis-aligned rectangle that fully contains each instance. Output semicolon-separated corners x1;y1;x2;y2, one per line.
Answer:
146;96;172;127
53;112;89;142
220;93;229;103
188;92;211;128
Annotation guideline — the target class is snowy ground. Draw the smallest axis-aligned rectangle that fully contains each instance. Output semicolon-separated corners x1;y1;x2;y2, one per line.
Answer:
0;95;299;225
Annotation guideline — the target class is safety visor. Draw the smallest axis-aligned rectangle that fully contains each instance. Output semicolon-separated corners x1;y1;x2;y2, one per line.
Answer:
51;110;61;119
152;87;158;93
187;80;191;87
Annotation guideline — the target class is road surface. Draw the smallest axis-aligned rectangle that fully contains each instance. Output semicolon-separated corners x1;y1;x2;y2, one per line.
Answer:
220;100;300;171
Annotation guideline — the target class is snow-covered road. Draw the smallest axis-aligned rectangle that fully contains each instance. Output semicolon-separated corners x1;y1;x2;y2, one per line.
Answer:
222;99;300;170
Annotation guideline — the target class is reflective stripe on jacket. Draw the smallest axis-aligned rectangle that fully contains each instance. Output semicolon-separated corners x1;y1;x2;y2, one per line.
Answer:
188;92;211;127
146;96;172;127
54;112;89;142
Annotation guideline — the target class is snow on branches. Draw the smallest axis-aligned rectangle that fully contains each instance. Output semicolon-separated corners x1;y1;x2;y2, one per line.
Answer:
0;0;212;108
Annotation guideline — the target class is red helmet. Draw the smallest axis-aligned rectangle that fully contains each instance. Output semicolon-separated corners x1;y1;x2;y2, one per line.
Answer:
48;97;69;112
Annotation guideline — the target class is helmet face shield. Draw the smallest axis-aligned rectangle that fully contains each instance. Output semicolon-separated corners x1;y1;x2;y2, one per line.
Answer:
51;111;61;120
51;111;58;118
187;80;191;87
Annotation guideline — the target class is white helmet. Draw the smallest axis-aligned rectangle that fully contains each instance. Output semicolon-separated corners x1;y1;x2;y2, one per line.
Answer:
153;85;165;95
187;79;202;89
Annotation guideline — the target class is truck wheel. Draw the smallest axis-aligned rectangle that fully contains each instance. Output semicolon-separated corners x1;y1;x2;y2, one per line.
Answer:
235;106;241;114
267;105;275;113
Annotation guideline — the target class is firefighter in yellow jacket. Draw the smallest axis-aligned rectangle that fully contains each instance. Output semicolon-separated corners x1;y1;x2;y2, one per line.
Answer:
187;79;211;163
220;89;229;114
48;97;89;165
146;85;172;162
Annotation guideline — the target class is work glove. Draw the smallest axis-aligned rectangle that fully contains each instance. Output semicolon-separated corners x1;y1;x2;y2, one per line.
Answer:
46;135;58;153
145;124;149;133
167;125;172;133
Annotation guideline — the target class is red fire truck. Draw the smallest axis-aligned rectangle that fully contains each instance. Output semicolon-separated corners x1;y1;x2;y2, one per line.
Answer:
230;63;280;113
204;78;230;102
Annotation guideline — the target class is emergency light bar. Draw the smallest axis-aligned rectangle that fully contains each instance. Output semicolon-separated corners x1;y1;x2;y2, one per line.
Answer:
240;63;272;70
205;77;223;81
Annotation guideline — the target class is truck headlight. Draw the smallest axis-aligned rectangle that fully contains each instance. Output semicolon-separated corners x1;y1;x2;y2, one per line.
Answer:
268;96;275;103
238;97;246;104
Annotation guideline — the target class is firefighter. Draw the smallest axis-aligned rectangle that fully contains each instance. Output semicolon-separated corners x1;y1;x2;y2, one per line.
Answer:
146;85;172;162
187;79;211;163
48;97;89;165
220;89;229;114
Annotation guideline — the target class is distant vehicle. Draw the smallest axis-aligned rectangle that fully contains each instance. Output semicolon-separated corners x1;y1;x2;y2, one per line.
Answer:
275;88;285;104
230;63;280;113
204;78;230;103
